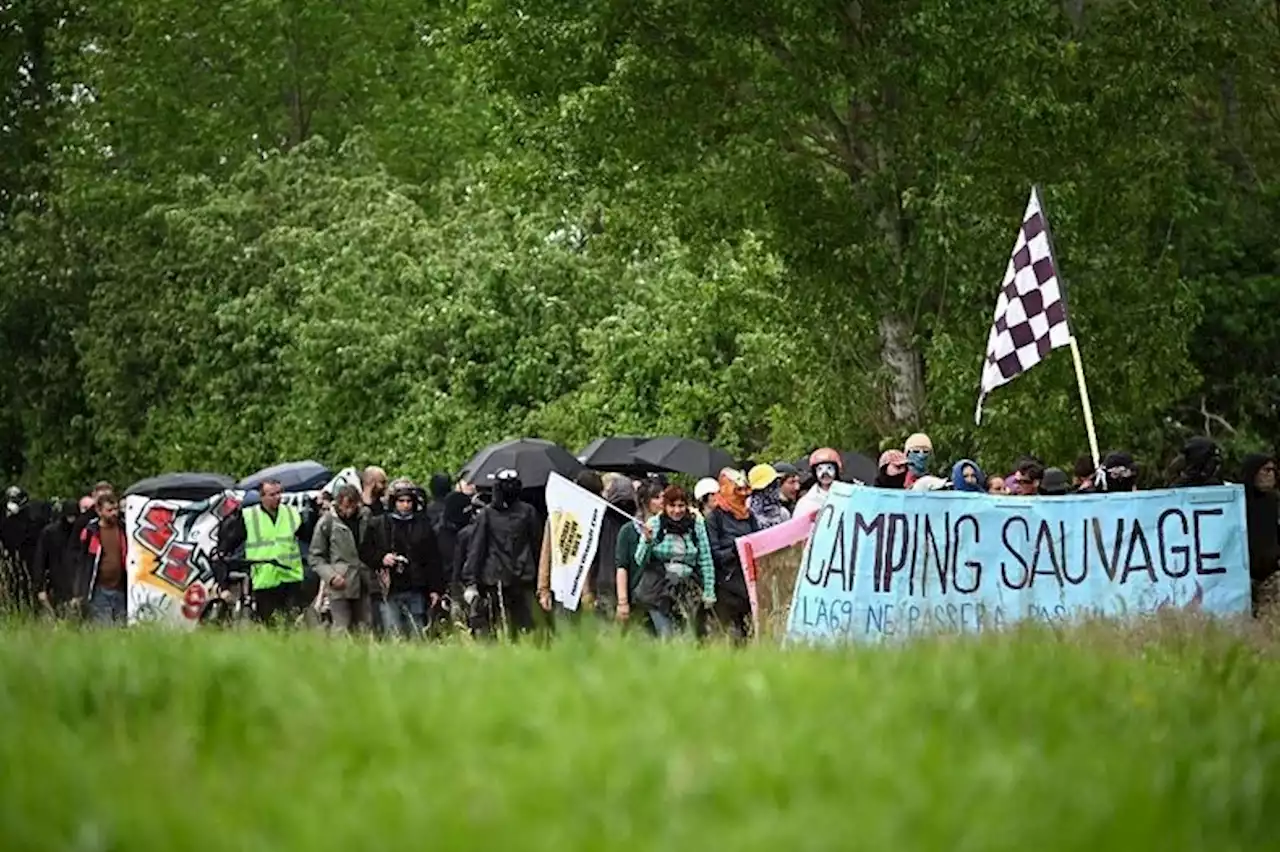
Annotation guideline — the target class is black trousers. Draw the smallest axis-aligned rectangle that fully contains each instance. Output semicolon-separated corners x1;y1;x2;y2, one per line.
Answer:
470;583;548;642
253;582;304;626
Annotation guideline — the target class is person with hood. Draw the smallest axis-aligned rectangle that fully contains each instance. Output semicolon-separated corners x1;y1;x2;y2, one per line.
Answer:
615;479;664;629
1038;468;1072;496
1;486;43;612
773;462;802;513
370;479;445;638
1172;437;1225;488
705;469;760;642
903;434;934;488
950;459;987;493
72;491;128;625
424;473;452;532
795;448;843;517
462;469;544;641
747;464;791;529
437;491;474;600
634;484;716;638
1241;453;1279;612
875;450;908;489
33;499;78;616
1096;451;1139;492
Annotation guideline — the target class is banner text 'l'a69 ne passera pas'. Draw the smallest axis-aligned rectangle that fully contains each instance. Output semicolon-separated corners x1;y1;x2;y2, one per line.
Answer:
785;483;1252;643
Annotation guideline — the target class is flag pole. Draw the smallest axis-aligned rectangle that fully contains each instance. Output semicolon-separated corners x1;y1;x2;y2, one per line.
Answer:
1067;336;1100;468
1034;185;1100;469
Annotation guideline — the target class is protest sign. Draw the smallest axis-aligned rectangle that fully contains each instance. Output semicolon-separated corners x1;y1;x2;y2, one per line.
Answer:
786;483;1251;643
735;513;817;639
544;473;608;611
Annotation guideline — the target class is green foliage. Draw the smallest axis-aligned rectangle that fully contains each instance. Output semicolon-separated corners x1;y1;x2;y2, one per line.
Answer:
1;0;1279;491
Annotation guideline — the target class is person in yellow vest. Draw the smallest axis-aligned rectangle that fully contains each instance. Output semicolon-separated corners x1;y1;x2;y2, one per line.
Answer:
216;479;306;626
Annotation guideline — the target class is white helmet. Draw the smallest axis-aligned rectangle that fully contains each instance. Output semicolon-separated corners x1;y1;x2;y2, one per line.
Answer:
694;478;719;502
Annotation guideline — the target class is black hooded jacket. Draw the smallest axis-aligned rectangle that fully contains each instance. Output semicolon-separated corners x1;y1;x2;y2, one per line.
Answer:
1242;454;1279;582
33;509;77;603
462;497;542;588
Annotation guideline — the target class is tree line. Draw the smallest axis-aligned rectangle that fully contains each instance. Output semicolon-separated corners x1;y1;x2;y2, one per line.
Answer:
2;0;1278;495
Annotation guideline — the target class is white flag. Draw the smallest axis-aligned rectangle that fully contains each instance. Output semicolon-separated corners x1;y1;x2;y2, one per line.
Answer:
544;472;608;611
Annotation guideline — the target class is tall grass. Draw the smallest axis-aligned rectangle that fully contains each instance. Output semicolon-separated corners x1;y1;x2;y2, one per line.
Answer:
1;619;1278;850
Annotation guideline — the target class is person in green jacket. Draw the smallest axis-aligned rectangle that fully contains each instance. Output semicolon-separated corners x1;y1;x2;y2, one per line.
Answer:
615;479;665;630
632;484;716;639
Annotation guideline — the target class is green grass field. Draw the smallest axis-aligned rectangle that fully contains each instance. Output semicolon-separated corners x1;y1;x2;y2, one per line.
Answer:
2;619;1278;851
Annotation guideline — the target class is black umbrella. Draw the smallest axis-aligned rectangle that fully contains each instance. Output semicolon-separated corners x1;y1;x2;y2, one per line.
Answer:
576;436;658;473
237;459;332;492
460;438;584;489
124;472;236;501
842;452;878;486
632;437;735;480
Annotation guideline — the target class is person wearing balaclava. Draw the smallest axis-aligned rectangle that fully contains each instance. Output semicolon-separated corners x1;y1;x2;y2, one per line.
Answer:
0;486;42;613
1172;437;1225;488
424;472;453;532
747;464;791;529
875;450;909;489
462;469;544;642
795;448;843;517
33;499;79;615
439;491;475;600
369;479;444;639
1096;451;1139;492
903;434;934;488
1241;453;1279;613
950;459;987;493
704;468;759;643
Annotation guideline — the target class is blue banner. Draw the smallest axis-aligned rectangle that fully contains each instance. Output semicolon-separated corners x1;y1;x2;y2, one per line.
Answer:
786;483;1251;643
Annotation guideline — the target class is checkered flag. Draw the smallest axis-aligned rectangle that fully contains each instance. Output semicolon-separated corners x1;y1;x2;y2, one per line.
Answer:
975;187;1073;424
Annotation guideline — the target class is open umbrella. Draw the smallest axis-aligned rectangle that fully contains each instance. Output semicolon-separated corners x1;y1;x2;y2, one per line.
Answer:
841;452;878;486
576;436;657;473
460;438;584;489
124;472;236;501
632;437;735;480
237;460;332;493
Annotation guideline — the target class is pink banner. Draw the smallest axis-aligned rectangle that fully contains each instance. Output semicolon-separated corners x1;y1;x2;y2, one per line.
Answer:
736;512;817;640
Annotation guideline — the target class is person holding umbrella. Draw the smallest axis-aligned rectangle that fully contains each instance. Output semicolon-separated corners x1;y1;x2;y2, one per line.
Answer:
462;469;544;642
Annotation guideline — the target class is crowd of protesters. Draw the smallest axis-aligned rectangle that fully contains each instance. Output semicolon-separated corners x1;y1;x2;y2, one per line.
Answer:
2;432;1277;640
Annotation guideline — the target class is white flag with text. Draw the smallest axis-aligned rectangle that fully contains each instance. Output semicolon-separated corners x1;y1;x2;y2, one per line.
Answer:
544;472;608;611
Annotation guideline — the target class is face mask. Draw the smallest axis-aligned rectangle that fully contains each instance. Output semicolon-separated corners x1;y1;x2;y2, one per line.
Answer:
906;450;930;475
814;463;838;483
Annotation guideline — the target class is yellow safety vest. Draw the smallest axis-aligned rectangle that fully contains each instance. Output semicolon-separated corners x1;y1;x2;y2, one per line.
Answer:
243;504;303;590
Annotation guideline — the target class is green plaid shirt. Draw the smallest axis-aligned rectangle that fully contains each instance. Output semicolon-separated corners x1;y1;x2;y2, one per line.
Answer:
634;515;716;602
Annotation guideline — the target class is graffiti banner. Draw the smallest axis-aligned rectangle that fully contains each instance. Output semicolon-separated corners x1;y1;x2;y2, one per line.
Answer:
124;467;359;627
786;483;1251;644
